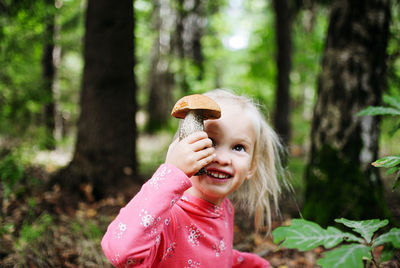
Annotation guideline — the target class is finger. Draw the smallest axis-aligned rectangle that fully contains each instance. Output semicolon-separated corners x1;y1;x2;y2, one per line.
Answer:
196;147;215;160
192;137;213;152
197;152;216;170
184;131;208;144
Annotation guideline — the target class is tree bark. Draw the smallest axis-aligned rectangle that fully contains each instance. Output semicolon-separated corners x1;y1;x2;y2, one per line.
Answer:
53;0;138;199
175;0;205;81
42;0;56;150
146;0;175;133
145;0;206;133
303;0;391;226
272;0;294;147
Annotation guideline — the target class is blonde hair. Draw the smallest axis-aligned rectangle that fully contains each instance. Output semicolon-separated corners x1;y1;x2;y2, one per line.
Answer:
204;89;287;233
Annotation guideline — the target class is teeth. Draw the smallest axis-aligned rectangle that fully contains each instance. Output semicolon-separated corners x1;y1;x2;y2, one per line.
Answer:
206;170;230;179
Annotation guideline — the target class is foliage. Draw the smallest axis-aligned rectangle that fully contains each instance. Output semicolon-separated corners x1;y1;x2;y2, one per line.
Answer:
0;0;83;145
0;1;47;134
0;0;328;150
1;207;112;267
387;1;400;97
0;150;25;199
279;95;400;267
0;146;45;202
357;95;400;189
273;218;400;268
17;213;53;249
1;0;399;267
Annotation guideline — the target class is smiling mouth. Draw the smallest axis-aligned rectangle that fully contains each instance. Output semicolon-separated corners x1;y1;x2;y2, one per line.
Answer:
205;170;232;180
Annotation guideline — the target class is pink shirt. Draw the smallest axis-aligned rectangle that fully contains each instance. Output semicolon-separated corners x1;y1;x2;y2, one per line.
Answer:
101;164;270;268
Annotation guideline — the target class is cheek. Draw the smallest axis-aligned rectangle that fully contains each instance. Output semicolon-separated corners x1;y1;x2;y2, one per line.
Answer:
241;157;255;179
192;176;209;190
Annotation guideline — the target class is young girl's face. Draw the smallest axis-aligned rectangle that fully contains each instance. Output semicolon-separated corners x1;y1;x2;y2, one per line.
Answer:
186;100;257;205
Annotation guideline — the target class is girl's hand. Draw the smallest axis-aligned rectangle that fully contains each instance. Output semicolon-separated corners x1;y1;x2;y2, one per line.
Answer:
166;131;215;177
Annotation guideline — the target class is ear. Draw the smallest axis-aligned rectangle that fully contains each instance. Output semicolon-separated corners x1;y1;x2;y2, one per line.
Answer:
246;156;258;180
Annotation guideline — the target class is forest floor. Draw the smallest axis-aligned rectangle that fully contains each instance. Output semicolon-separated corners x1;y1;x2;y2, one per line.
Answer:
1;138;400;267
0;164;324;268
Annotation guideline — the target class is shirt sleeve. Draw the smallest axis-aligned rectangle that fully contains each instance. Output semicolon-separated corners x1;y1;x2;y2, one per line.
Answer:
232;249;271;268
101;164;191;267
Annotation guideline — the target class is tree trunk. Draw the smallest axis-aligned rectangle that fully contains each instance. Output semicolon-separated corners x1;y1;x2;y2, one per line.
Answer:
145;0;206;133
146;0;175;133
272;0;293;147
303;0;391;226
53;0;138;199
52;17;63;142
41;0;56;150
175;0;205;82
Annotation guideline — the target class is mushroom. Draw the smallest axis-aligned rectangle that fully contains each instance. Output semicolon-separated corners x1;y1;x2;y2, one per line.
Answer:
171;94;221;175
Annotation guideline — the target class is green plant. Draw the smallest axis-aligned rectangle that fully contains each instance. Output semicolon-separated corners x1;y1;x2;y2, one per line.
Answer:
17;213;53;249
0;151;25;199
272;96;400;267
273;218;400;268
357;95;400;189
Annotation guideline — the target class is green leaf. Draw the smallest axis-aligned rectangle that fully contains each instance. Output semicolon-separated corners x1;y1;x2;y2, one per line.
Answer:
383;95;400;110
386;167;400;175
389;122;400;137
335;218;388;243
356;106;400;116
317;244;371;268
373;228;400;248
380;246;396;262
393;172;400;190
272;219;361;251
372;156;400;168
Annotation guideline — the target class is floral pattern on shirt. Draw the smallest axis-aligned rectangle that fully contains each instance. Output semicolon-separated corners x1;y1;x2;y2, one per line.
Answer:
139;209;161;228
213;238;227;257
185;259;201;268
162;242;177;260
101;164;271;268
186;223;204;246
111;253;121;266
149;166;171;189
113;222;127;239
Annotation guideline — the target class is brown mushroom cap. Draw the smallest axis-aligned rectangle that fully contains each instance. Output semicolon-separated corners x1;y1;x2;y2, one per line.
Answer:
171;94;221;119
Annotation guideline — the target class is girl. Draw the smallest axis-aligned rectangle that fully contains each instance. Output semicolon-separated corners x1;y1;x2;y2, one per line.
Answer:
101;89;285;267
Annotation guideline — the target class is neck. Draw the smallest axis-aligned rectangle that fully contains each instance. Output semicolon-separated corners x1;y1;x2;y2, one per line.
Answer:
184;187;224;206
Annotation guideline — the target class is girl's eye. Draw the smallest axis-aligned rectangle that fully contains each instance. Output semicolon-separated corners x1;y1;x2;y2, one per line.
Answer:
233;144;245;152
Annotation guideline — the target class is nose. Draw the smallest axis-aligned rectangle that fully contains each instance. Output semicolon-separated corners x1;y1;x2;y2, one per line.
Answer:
213;147;231;165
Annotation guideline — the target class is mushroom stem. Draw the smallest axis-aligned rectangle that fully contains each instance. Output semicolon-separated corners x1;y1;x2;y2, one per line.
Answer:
178;110;204;140
171;94;220;176
178;110;206;175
